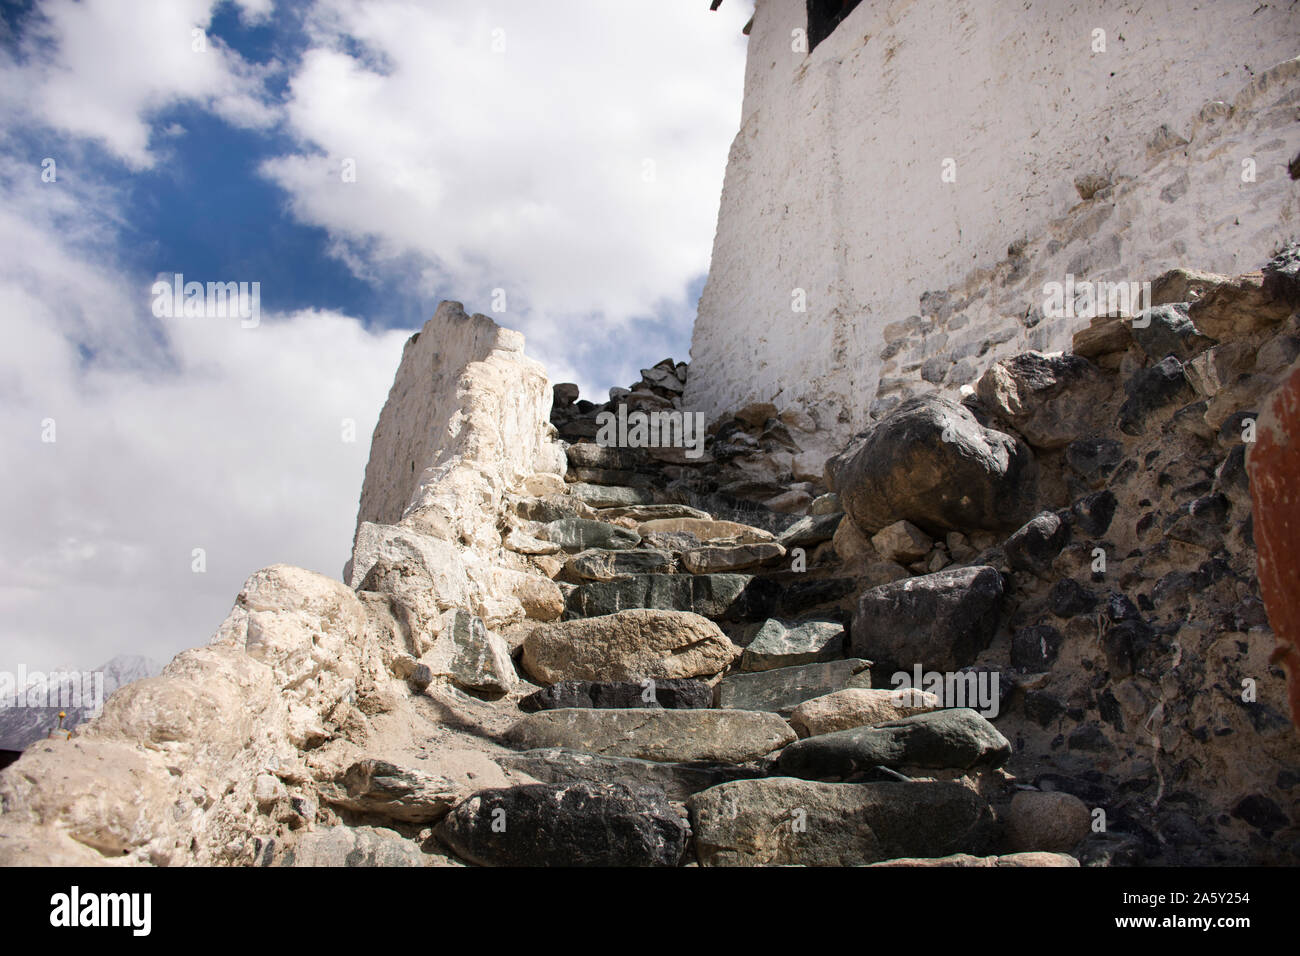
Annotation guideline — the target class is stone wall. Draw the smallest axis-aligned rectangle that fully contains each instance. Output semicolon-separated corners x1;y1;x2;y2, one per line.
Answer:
686;0;1300;468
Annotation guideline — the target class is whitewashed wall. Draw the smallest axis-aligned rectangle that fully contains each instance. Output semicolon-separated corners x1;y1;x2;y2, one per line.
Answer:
687;0;1300;468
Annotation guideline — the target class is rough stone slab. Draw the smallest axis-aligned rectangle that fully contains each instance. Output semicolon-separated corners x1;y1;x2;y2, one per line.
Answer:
425;609;516;693
637;517;775;544
687;778;994;866
566;482;654;509
496;748;768;803
272;826;427;867
563;573;753;620
740;619;846;672
717;659;871;715
320;760;459;823
565;548;673;580
504;708;797;763
600;503;712;521
850;565;1004;675
789;687;941;738
519;678;713;712
522;608;738;683
680;542;786;574
869;852;1078;867
777;513;843;548
541;517;641;552
436;782;688;867
776;708;1011;777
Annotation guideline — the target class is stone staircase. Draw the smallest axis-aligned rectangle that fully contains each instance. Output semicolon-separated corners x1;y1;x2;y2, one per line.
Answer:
432;423;1075;867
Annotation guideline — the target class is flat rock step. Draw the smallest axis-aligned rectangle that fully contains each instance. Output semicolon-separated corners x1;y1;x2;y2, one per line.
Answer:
680;541;786;573
600;503;712;521
775;708;1011;778
519;678;713;712
565;548;673;580
716;658;871;715
740;619;846;672
436;781;688;867
496;748;768;803
563;573;754;620
638;517;775;544
504;708;797;763
686;778;994;867
567;482;655;509
521;608;738;683
542;517;640;552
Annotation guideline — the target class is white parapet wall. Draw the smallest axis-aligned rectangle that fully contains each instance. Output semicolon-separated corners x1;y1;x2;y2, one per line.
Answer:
686;0;1300;469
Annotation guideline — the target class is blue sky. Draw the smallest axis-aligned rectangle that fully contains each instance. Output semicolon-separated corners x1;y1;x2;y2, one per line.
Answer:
0;0;752;672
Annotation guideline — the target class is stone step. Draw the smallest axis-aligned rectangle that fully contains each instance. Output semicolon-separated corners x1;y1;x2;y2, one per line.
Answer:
562;572;756;620
436;781;688;867
563;547;674;581
540;517;640;552
775;708;1011;778
637;517;775;544
566;482;655;509
739;618;846;672
520;609;739;684
496;748;768;803
679;541;786;574
518;678;712;712
715;658;871;715
566;442;642;471
686;779;994;867
503;708;797;763
599;503;712;522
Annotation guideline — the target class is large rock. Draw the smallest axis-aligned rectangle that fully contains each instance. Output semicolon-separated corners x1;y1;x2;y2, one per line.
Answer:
1003;511;1070;575
272;826;428;867
740;619;846;671
564;548;673;580
1004;790;1092;853
680;542;786;573
777;513;843;548
687;778;994;866
789;687;941;738
436;782;688;867
496;748;766;803
541;517;641;552
637;517;775;544
566;482;653;509
518;678;712;712
850;566;1004;674
1131;302;1214;361
320;760;460;823
521;609;738;683
425;609;516;693
563;573;752;620
975;351;1110;449
1117;356;1195;435
504;709;796;763
826;395;1038;535
717;659;871;715
775;709;1011;777
870;520;933;563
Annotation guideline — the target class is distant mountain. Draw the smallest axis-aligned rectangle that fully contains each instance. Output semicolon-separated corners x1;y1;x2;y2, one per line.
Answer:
0;654;163;750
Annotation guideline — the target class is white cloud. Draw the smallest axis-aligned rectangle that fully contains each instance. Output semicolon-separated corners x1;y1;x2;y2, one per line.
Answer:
262;0;751;384
0;0;277;169
0;150;406;673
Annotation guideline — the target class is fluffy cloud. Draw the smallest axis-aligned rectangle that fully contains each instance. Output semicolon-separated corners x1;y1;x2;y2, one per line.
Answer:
262;0;751;392
0;0;277;169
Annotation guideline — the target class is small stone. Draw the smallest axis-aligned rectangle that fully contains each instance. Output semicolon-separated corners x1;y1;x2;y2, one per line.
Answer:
871;520;934;563
1005;790;1091;853
789;687;941;737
